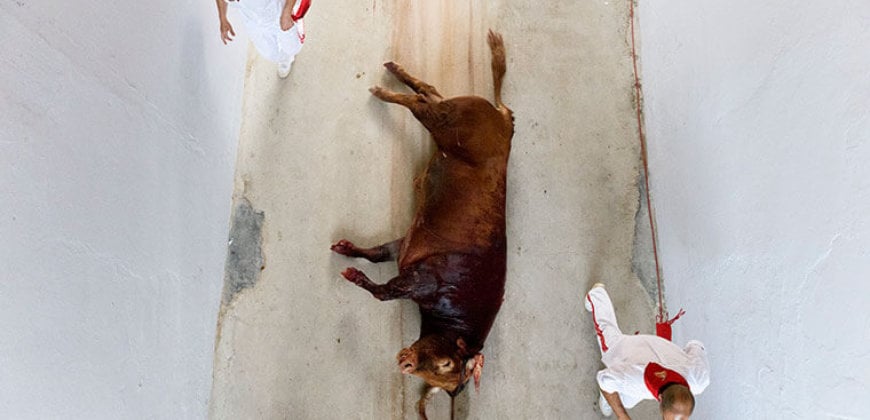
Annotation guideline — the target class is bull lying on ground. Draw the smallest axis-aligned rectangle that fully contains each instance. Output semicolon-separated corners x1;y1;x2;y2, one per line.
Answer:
332;30;513;417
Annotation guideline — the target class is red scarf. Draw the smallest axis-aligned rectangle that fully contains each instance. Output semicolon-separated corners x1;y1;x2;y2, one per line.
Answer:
643;362;690;400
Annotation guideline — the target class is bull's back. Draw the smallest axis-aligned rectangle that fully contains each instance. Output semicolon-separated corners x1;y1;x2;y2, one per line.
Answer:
398;96;511;269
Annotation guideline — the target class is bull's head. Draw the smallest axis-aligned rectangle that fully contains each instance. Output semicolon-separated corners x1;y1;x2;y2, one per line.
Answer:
396;335;484;396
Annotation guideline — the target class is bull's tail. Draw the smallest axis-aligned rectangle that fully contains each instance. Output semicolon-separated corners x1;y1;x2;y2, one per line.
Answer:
487;30;511;121
417;386;440;420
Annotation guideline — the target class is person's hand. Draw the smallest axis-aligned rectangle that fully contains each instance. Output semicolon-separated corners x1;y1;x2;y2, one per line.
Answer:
616;414;632;420
220;19;235;44
279;0;297;31
279;13;295;31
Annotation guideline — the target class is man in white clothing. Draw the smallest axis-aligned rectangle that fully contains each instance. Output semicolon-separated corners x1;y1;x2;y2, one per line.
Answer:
584;283;710;419
215;0;309;78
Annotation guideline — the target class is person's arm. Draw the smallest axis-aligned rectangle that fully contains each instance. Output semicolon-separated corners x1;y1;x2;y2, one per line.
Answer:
602;390;632;420
684;340;711;392
280;0;298;31
215;0;235;44
598;367;642;420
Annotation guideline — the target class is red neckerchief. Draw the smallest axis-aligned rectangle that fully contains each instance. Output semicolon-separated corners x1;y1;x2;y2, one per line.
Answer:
643;362;690;400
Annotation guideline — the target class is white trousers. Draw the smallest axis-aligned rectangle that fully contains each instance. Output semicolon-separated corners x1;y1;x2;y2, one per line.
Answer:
585;286;624;357
228;0;304;64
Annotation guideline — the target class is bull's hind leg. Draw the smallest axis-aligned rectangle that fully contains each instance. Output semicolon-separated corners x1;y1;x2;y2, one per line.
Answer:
487;30;512;120
383;62;443;103
369;86;427;108
331;238;402;263
370;85;452;132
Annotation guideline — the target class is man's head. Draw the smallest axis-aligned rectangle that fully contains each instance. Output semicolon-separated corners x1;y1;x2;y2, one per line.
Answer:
660;383;694;420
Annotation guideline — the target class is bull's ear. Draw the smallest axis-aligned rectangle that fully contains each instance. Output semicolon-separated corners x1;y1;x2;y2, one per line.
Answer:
456;337;468;355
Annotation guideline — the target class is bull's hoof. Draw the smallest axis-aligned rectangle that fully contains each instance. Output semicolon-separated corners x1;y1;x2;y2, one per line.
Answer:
341;267;366;286
369;86;386;97
331;239;356;256
384;61;401;74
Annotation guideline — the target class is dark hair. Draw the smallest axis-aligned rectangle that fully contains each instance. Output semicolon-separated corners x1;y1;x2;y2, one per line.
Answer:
660;384;695;415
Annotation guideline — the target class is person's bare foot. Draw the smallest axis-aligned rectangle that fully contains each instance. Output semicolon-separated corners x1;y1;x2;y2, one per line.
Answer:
280;0;296;31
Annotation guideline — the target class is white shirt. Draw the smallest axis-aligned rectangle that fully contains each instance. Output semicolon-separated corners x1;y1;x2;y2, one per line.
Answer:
597;335;710;409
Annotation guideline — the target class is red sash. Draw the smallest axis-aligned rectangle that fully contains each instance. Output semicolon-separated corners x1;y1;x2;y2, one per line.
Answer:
655;308;685;341
643;362;690;400
291;0;311;21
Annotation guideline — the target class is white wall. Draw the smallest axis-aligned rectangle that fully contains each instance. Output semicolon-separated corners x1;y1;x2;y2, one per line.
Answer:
639;1;870;418
0;0;245;417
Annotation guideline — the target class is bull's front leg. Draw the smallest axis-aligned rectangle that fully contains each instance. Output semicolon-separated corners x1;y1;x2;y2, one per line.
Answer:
331;238;402;263
341;268;417;301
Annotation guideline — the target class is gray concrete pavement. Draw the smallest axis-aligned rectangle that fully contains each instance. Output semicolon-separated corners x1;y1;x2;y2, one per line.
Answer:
210;1;659;418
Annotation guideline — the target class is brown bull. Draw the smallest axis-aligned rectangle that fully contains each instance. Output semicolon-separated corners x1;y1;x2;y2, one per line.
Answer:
331;30;513;416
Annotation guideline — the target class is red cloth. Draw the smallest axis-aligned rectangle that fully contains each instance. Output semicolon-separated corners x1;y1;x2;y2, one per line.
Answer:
655;322;673;340
291;0;311;20
643;362;690;400
655;308;685;341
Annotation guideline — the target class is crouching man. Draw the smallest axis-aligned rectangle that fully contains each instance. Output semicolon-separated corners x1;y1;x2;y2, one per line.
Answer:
584;284;710;419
